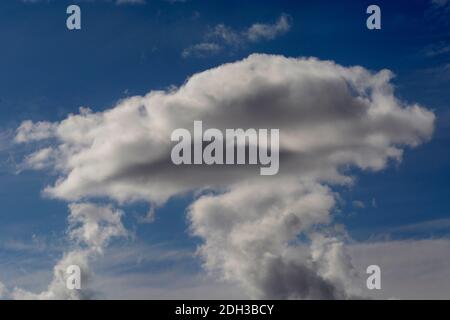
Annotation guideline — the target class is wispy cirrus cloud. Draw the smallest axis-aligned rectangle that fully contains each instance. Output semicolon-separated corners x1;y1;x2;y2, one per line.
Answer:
182;14;291;58
422;41;450;57
349;238;450;299
426;0;450;28
181;43;222;59
432;0;449;7
3;235;450;299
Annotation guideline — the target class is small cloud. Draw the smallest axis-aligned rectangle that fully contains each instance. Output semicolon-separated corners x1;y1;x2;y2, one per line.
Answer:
432;0;449;7
423;41;450;57
183;14;292;58
23;147;54;170
352;200;365;209
389;217;450;234
372;198;377;208
136;206;156;224
182;42;222;58
426;0;450;27
245;14;291;42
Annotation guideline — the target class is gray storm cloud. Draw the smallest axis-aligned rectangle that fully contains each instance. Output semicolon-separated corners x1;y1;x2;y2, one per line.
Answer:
13;54;435;299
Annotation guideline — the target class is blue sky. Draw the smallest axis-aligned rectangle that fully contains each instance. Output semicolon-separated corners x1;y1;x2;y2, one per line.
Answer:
0;0;449;299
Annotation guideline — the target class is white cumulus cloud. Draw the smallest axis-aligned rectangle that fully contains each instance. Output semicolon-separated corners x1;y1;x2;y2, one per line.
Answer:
13;54;435;299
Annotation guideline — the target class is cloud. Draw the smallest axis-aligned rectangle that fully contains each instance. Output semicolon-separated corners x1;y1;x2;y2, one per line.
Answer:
182;43;222;58
423;41;450;57
3;203;127;300
352;200;365;209
245;14;291;42
0;130;14;171
15;121;57;143
349;238;450;299
90;242;246;299
93;270;246;299
13;54;435;299
386;217;450;236
183;14;291;58
432;0;449;6
0;240;246;300
15;54;434;204
3;236;450;299
189;182;362;299
427;0;450;28
1;234;53;253
0;282;7;299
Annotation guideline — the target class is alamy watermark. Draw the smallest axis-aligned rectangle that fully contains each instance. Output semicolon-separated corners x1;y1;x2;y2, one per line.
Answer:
66;264;81;290
366;5;381;30
65;5;380;32
66;5;81;30
366;264;381;290
170;121;280;176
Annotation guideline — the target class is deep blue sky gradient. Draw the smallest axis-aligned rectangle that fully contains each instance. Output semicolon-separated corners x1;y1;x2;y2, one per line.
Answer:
0;0;449;263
